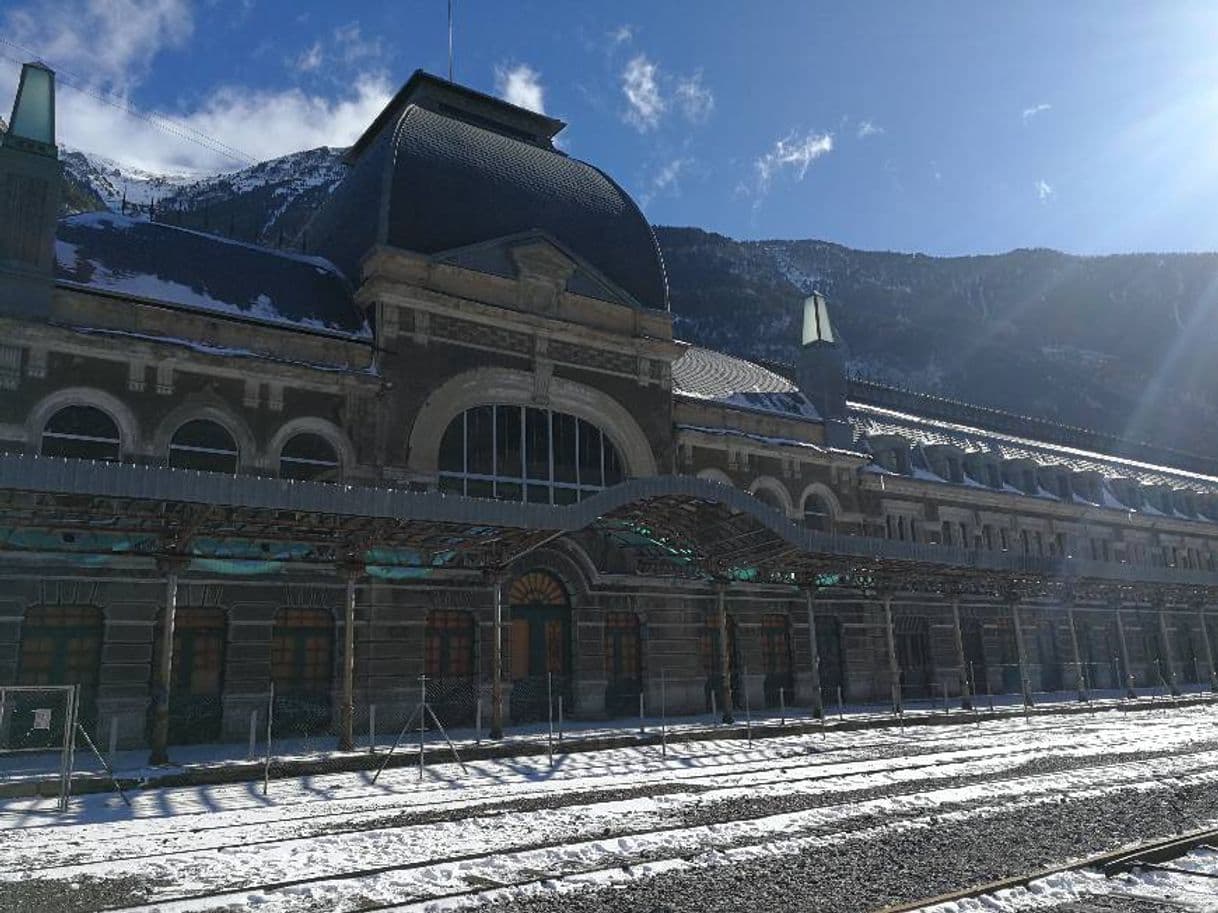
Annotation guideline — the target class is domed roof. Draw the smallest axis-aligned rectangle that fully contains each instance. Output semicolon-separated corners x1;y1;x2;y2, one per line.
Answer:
306;71;668;311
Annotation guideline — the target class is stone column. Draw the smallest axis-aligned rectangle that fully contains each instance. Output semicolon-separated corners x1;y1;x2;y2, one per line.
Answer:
805;587;824;719
1010;599;1032;706
950;593;971;710
1156;602;1181;696
883;594;901;714
490;578;505;739
339;570;358;751
1115;604;1136;698
1199;607;1217;693
717;582;735;723
1065;602;1086;701
148;564;180;765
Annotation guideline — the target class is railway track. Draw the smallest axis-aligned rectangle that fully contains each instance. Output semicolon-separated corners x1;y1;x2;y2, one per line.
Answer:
880;825;1218;912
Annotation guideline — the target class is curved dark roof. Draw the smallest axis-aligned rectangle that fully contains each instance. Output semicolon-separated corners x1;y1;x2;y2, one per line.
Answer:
54;213;368;338
307;75;668;311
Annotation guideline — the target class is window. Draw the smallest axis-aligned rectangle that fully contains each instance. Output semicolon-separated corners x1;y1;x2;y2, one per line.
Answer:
982;525;994;550
279;433;340;481
41;405;121;461
753;486;785;511
170;419;238;473
438;405;625;503
271;608;333;696
941;521;953;546
986;465;1001;489
1000;528;1010;550
426;610;476;678
802;494;833;532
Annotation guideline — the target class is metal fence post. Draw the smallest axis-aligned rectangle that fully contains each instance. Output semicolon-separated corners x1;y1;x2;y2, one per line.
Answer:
710;688;717;725
475;691;483;746
546;672;555;768
262;682;273;797
743;662;752;744
837;685;844;721
660;668;667;759
557;694;564;742
779;686;786;725
639;689;645;734
247;709;258;759
418;674;427;781
369;704;376;755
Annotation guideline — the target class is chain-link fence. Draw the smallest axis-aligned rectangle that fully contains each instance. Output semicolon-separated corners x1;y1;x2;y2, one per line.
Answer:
0;685;77;811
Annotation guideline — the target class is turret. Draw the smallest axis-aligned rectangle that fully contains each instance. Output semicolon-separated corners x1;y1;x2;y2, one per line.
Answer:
796;292;852;448
0;62;60;318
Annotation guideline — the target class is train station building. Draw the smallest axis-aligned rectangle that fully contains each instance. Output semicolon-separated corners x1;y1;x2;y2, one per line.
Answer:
2;63;1217;760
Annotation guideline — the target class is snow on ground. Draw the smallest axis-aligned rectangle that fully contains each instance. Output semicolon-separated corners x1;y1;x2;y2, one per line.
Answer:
2;706;1217;913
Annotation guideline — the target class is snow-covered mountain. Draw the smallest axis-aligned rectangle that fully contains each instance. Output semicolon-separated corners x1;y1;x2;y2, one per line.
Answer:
59;145;347;247
45;144;1218;458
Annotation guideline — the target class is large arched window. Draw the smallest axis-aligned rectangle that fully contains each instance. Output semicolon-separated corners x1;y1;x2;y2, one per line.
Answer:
279;433;340;481
169;419;238;473
41;405;121;461
438;405;625;503
752;486;785;511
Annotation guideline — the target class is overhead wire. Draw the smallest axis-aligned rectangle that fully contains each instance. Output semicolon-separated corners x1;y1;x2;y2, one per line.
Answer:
0;37;255;167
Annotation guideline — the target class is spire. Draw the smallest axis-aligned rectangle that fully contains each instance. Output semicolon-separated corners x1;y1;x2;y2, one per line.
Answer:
0;62;61;320
3;61;55;154
802;291;836;345
796;292;851;448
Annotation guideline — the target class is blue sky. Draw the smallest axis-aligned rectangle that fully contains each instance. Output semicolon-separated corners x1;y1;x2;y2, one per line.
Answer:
5;1;1218;256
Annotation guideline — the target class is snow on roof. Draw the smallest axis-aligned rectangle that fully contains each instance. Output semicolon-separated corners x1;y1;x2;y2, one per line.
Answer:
54;212;370;339
851;399;1218;496
672;346;821;422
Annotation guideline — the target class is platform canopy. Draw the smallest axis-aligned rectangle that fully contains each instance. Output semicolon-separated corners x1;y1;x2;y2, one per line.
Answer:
1;453;1216;600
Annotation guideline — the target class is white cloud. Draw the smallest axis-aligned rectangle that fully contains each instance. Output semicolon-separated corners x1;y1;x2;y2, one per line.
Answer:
1;1;395;173
639;157;691;208
295;41;323;73
1035;178;1054;202
4;0;193;90
754;130;834;193
332;21;383;66
621;54;665;131
857;119;884;139
1022;103;1051;123
608;25;634;47
674;71;714;123
495;63;546;114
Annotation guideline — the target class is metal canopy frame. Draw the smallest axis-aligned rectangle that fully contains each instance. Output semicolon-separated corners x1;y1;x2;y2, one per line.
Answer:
1;453;1217;602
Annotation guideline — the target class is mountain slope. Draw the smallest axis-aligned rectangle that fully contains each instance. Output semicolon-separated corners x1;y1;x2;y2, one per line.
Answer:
54;146;1218;457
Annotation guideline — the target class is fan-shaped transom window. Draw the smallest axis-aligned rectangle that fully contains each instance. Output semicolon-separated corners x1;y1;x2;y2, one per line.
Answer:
41;405;121;461
280;433;340;481
439;405;625;503
752;486;784;511
169;419;239;473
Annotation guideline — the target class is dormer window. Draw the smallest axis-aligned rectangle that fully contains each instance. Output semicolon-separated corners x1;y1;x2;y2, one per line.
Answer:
986;464;1001;489
1057;477;1071;501
1023;470;1036;494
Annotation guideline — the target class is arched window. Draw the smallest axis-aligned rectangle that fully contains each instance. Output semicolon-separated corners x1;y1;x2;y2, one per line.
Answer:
752;486;784;511
439;405;625;503
169;419;238;473
41;405;121;461
802;493;833;532
279;432;340;481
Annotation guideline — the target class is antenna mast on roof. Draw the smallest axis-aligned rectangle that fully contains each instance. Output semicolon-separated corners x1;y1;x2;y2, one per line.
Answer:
447;0;454;81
